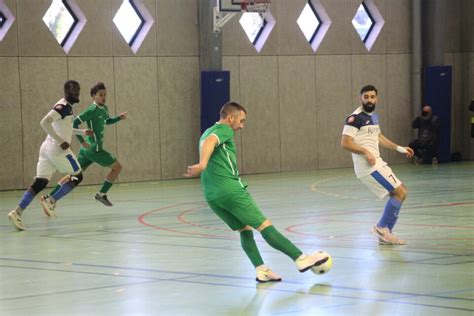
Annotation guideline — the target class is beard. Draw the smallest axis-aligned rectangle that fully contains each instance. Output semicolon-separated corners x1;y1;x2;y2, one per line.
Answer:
362;102;375;113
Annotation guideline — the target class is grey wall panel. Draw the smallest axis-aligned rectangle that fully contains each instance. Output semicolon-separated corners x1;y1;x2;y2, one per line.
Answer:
114;57;160;182
315;55;353;169
158;57;199;179
277;0;313;55
19;57;68;186
68;57;116;185
222;14;239;56
0;0;18;56
318;0;352;55
238;0;278;56
279;56;317;171
386;0;411;54
444;53;464;154
351;0;386;55
112;0;157;56
70;0;113;56
239;56;280;174
351;54;389;159
157;0;198;56
222;56;243;168
461;0;474;52
445;0;461;53
17;0;65;56
0;58;23;189
386;54;412;164
468;53;474;160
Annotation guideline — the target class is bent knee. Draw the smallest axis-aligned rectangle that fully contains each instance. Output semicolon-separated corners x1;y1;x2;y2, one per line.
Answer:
112;161;122;172
393;185;408;201
256;219;272;232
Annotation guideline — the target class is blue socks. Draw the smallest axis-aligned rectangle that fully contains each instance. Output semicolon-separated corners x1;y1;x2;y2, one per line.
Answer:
51;182;74;202
378;197;402;231
19;190;35;210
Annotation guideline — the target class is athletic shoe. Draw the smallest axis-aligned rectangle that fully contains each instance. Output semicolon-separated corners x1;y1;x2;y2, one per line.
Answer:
8;210;26;231
295;252;329;272
255;265;282;283
40;195;57;218
95;194;113;207
371;225;406;245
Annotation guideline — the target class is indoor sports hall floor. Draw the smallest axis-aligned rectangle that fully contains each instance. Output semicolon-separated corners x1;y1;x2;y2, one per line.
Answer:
0;162;473;315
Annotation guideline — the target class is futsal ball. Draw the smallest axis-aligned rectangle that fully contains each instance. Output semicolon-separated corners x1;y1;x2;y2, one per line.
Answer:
311;251;333;275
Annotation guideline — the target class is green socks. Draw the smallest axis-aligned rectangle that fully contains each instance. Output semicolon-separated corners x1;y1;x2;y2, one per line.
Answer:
261;225;303;261
240;230;264;267
100;180;113;194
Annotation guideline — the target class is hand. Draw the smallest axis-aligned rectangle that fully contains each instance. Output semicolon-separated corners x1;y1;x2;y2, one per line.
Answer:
81;142;90;149
60;142;70;150
184;163;205;177
364;151;376;166
405;147;414;158
85;129;94;136
119;112;127;120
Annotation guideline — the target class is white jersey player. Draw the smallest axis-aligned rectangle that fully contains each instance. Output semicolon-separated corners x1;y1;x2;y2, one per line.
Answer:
341;85;414;245
8;80;92;231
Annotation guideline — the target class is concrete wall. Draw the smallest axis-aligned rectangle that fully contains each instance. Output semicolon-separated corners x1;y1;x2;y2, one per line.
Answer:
444;0;474;160
0;0;470;191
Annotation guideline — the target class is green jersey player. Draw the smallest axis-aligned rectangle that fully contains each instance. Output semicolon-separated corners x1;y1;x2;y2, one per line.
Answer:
45;82;127;206
185;102;329;282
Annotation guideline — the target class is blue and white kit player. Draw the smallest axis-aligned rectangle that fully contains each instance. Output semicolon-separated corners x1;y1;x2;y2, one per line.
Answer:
341;85;414;245
8;80;93;231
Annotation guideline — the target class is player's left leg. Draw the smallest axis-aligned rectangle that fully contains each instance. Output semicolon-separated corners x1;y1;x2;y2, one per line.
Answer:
40;150;83;217
227;190;328;273
85;149;120;206
95;160;121;206
363;165;407;245
208;197;279;282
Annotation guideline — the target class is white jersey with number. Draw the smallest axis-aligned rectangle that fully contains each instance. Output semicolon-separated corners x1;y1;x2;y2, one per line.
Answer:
342;106;387;178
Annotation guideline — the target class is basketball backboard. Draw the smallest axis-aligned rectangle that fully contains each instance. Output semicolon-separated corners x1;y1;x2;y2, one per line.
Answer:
218;0;243;12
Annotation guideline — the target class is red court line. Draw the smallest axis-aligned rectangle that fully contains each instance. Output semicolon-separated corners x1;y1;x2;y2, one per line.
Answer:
138;203;237;240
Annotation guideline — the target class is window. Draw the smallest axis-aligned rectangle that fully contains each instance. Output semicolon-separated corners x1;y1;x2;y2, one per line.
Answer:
113;0;154;53
42;0;86;53
0;0;15;41
239;11;275;53
352;3;374;43
297;3;321;44
351;0;384;51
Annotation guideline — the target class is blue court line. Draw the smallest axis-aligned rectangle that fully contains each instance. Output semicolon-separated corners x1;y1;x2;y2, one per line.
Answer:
1;257;473;303
44;232;474;263
1;263;472;313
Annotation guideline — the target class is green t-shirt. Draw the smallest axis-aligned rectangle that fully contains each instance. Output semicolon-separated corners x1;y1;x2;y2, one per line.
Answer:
74;103;120;151
200;123;247;200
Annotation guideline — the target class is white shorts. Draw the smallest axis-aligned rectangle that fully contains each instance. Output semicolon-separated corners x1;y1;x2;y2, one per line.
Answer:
359;165;402;199
36;141;81;180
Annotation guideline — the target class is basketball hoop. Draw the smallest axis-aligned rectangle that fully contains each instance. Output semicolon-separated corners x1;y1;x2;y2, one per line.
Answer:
240;0;271;13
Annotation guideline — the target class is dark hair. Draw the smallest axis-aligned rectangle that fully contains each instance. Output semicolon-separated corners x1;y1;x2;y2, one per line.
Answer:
64;80;80;93
360;85;377;95
90;82;106;97
220;101;247;118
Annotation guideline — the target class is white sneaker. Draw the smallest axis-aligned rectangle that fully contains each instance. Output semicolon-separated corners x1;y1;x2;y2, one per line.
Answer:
8;210;26;231
255;265;282;283
295;252;329;273
40;195;57;218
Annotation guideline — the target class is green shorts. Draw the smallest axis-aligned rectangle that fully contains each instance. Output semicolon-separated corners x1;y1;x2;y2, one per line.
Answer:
78;147;117;171
207;189;267;231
